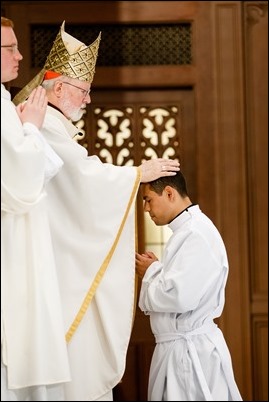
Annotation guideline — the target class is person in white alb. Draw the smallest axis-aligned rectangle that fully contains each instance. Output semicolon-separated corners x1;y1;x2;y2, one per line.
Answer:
13;21;180;401
136;171;243;401
1;16;71;401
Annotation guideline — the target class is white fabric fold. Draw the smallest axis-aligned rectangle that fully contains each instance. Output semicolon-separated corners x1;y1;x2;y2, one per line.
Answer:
1;84;70;393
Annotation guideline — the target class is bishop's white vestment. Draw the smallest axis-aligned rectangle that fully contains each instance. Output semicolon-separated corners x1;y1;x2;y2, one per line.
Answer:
139;205;243;401
1;85;71;400
40;105;141;401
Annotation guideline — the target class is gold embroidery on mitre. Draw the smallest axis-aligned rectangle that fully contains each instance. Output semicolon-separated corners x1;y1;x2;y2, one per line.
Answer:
13;22;101;105
44;22;101;83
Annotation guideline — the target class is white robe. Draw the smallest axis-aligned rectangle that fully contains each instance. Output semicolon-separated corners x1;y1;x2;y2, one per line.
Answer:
1;85;71;400
40;105;141;401
139;205;242;401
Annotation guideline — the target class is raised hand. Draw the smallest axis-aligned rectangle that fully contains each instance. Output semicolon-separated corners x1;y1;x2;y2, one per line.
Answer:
139;158;180;183
16;86;48;129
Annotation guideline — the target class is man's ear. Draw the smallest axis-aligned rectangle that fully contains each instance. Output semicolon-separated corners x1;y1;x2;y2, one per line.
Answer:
54;80;63;97
164;185;174;200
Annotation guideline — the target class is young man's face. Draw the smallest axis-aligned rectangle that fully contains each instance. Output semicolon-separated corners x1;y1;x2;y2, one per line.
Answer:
142;183;173;226
1;26;22;84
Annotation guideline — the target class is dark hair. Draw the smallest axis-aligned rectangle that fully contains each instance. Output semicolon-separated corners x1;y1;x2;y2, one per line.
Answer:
147;171;188;197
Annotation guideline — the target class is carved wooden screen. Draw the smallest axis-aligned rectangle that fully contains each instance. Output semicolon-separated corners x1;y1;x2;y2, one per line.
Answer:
78;89;196;194
78;97;181;165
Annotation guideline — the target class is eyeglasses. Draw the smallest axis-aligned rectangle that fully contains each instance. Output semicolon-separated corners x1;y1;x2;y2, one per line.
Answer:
61;81;91;99
1;44;19;55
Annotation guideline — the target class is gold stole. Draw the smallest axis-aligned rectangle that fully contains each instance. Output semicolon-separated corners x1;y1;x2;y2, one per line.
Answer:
66;168;141;343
